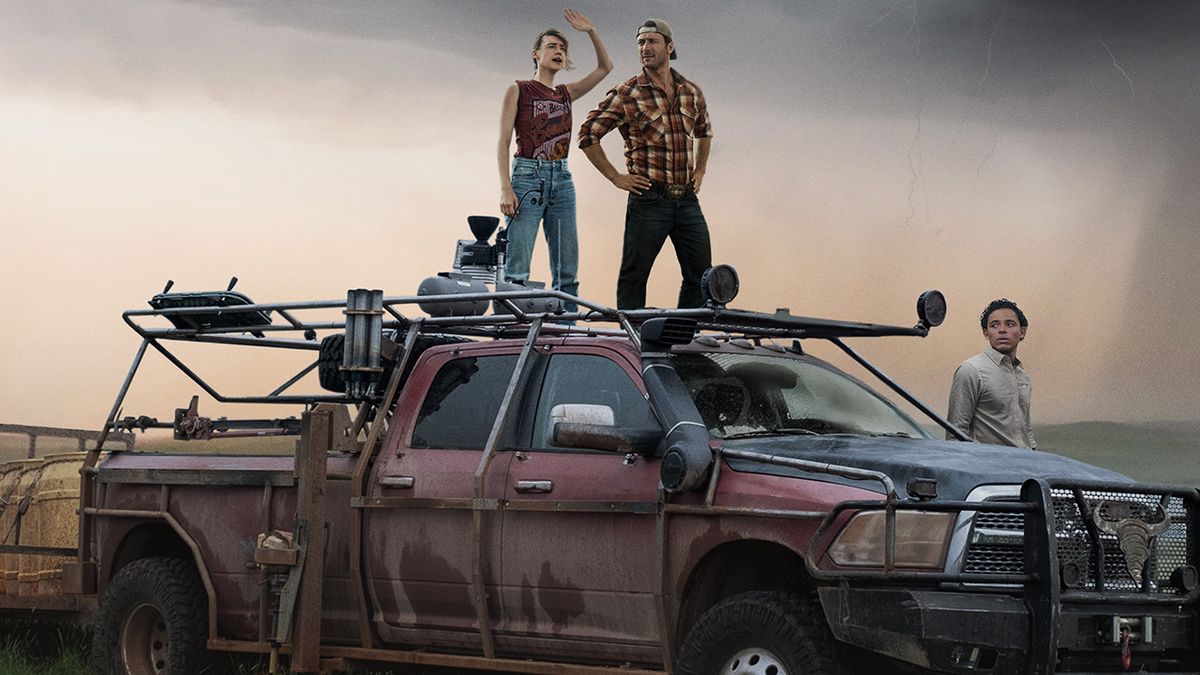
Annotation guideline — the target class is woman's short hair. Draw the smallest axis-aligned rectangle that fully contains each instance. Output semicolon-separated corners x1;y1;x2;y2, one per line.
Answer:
532;29;573;72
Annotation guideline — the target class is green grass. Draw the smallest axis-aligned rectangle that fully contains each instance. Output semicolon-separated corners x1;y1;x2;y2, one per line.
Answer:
0;621;89;675
1037;420;1200;486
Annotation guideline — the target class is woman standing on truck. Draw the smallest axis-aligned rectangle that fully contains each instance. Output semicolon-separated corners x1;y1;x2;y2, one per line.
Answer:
497;8;612;315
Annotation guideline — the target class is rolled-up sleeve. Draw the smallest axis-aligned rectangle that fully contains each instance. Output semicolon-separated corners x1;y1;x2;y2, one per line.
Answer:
946;363;979;441
578;88;623;149
691;87;712;139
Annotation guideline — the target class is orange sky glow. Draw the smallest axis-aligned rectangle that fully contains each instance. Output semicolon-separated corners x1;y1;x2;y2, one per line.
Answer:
1;1;1197;430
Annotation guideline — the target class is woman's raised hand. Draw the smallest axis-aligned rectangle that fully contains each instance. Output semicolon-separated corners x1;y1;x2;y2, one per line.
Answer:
564;9;594;33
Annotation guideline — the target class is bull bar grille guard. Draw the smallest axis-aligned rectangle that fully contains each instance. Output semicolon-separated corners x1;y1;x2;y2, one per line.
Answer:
799;475;1199;605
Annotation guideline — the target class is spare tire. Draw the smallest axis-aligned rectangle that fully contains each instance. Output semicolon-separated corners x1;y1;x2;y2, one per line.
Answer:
318;332;471;395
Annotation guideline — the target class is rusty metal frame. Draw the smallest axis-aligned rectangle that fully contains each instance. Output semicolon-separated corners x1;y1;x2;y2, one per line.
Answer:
349;319;423;649
79;338;150;578
82;494;222;640
114;283;936;414
206;637;663;674
470;316;544;658
289;409;330;673
0;424;133;459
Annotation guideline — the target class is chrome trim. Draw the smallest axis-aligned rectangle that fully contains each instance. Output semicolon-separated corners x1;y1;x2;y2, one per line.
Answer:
513;480;553;494
378;475;414;489
943;484;1021;575
970;527;1025;547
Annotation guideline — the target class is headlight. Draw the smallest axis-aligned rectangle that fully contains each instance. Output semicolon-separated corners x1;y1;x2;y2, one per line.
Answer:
827;510;955;569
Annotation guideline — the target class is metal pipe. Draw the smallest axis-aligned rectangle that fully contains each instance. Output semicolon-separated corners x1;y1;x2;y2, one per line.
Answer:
662;504;829;519
96;339;150;451
617;312;641;351
703;451;723;507
828;337;969;442
470;317;544;658
719;447;897;499
653;495;672;672
350;320;423;649
85;507;222;640
268;361;320;397
81;338;151;567
367;290;384;396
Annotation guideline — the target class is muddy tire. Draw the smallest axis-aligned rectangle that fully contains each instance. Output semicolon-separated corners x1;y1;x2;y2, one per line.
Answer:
676;591;843;675
90;557;209;675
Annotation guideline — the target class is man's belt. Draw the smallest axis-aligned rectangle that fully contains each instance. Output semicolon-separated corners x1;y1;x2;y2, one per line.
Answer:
646;180;694;200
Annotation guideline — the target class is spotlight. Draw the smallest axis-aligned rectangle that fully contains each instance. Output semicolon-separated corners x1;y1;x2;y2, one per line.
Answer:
701;264;740;307
917;290;947;328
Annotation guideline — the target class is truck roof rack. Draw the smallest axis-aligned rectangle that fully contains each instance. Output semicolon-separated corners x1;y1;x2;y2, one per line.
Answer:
104;276;948;442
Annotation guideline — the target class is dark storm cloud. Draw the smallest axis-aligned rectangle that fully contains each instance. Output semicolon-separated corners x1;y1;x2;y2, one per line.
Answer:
767;0;1200;119
175;0;1199;113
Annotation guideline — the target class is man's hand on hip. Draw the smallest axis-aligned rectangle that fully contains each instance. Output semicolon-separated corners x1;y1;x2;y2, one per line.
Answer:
691;169;705;194
611;173;652;195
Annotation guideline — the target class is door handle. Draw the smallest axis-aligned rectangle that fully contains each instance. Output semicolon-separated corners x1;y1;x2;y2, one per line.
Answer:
514;480;554;494
379;475;415;489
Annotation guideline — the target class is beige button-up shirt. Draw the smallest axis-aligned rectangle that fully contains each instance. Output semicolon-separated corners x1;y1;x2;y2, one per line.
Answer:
947;347;1036;449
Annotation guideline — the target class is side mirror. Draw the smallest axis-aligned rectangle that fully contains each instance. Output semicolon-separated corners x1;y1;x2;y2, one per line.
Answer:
550;403;662;454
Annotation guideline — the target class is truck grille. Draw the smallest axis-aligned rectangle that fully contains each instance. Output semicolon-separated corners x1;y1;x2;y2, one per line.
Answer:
962;489;1193;594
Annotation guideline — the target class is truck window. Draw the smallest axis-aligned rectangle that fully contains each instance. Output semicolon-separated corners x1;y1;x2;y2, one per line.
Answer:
410;354;518;450
673;352;928;439
531;354;657;451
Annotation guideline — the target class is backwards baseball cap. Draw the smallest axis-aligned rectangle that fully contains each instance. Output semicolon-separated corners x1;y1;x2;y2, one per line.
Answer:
637;18;677;59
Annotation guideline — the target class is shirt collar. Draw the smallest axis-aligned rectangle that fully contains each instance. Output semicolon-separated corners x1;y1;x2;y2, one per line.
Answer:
637;67;686;91
984;346;1021;368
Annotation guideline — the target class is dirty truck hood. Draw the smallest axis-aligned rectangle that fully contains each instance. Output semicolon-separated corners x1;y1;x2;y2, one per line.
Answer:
721;435;1131;501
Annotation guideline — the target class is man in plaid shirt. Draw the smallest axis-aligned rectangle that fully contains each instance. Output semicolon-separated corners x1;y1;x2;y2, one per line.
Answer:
578;18;713;310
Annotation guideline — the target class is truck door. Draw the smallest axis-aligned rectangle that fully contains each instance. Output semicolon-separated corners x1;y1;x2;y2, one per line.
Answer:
362;349;522;649
498;348;664;662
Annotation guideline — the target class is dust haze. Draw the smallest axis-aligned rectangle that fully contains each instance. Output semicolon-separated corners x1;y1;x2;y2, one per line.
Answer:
1;1;1197;428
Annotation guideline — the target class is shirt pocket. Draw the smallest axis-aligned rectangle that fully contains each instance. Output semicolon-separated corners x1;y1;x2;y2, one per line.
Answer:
679;103;698;137
636;108;667;144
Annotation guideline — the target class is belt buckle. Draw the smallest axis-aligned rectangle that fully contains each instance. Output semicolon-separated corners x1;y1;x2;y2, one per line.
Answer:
665;184;686;199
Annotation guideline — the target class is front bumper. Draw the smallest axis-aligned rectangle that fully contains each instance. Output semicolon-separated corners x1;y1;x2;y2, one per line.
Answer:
819;586;1198;673
808;478;1200;673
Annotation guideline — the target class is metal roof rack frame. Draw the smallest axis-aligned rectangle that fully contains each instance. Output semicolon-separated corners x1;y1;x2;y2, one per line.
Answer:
99;282;957;445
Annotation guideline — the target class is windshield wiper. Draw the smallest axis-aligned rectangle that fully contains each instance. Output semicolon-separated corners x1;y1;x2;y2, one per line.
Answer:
863;431;916;438
723;428;822;439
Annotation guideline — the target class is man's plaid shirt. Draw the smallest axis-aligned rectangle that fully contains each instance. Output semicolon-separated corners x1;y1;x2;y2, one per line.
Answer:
578;68;712;185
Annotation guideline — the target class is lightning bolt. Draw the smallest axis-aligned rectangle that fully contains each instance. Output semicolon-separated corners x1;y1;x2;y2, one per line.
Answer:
906;96;926;226
975;121;998;182
1097;34;1135;103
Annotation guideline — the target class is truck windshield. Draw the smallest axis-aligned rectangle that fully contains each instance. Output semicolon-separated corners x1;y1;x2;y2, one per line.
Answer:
672;352;929;440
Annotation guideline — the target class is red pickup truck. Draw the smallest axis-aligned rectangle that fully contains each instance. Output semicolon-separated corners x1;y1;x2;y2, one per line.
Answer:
1;234;1196;675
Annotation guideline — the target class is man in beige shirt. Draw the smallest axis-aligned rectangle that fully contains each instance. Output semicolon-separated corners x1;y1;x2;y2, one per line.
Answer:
947;299;1036;449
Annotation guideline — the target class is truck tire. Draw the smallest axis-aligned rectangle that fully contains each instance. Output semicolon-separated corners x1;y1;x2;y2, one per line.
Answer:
90;557;209;675
318;333;470;394
676;591;843;675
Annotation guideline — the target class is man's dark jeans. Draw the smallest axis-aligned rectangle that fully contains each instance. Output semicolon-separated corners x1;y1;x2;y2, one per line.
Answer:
618;191;712;310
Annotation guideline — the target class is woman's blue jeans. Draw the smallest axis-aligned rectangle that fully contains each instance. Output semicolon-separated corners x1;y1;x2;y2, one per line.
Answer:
504;157;579;312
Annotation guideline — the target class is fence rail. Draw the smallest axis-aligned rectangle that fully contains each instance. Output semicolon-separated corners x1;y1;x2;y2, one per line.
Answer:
0;423;135;458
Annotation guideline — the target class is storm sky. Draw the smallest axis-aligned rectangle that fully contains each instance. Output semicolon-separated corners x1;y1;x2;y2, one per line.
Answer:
1;1;1197;428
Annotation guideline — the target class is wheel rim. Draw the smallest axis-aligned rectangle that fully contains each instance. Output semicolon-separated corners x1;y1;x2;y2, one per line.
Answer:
120;602;169;675
722;646;788;675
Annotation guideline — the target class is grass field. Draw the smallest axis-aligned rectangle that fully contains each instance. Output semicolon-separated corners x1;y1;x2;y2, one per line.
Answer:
0;621;88;675
0;431;295;462
1035;420;1200;486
